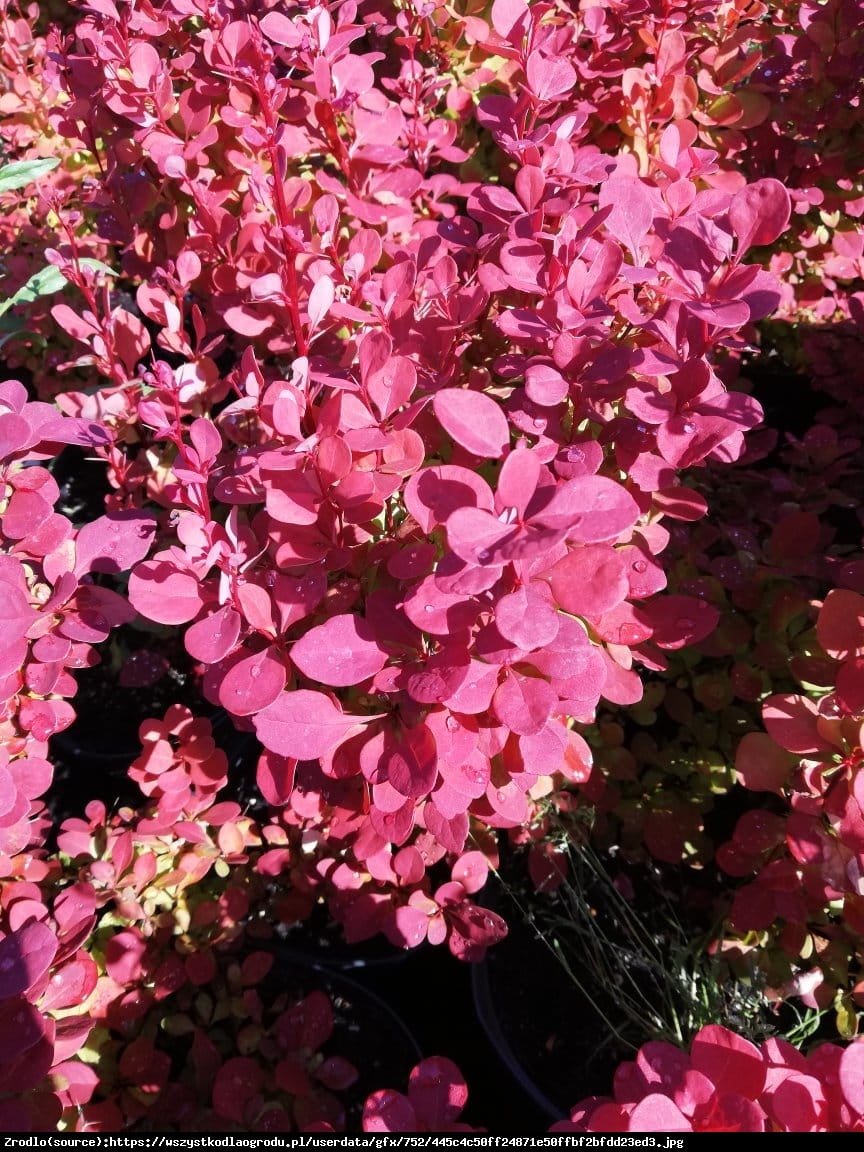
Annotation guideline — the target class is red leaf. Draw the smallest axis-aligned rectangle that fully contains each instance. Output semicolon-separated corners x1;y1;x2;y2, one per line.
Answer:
213;1057;262;1123
642;595;719;650
0;997;48;1065
735;733;793;795
816;589;864;658
432;389;510;459
254;691;382;760
424;804;469;853
291;614;387;687
446;506;516;565
277;990;333;1052
836;656;864;715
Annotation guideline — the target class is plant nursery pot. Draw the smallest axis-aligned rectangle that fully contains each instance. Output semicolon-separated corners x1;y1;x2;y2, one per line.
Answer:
470;867;663;1124
471;953;567;1125
264;947;424;1118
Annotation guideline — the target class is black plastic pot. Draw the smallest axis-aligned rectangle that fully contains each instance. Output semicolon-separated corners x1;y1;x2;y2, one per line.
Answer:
263;945;424;1121
472;956;566;1125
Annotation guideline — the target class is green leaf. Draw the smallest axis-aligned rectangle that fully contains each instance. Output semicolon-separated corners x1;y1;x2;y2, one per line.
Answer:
79;257;117;277
0;257;116;318
0;157;61;194
0;265;66;317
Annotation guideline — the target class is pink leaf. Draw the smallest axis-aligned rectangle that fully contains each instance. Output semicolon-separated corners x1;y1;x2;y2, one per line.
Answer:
540;476;641;543
254;691;381;760
438;749;490;799
497;445;541;516
690;1026;765;1099
385;724;438;800
490;0;530;40
544;545;630;618
628;1095;691;1131
128;558;204;625
185;605;242;664
598;178;656;263
0;922;57;998
729;179;791;257
451;852;489;895
526;52;576;102
406;651;470;705
308;275;335;331
839;1041;864;1114
424;804;469;853
408;1057;469;1128
104;929;148;986
524;364;569;407
442;660;499;715
762;694;828;755
291;614;388;687
493;672;557;735
404;465;493;532
256;750;297;806
496;584;560;650
432;389;510;459
363;1089;417;1133
446;506;516;565
218;646;287;716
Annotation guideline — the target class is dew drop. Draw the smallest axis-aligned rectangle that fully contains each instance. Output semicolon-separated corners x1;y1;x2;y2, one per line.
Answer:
266;572;277;587
632;559;648;574
249;665;261;679
682;421;697;434
533;418;544;428
446;716;459;731
424;604;435;613
566;446;585;463
495;789;508;804
477;549;491;562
